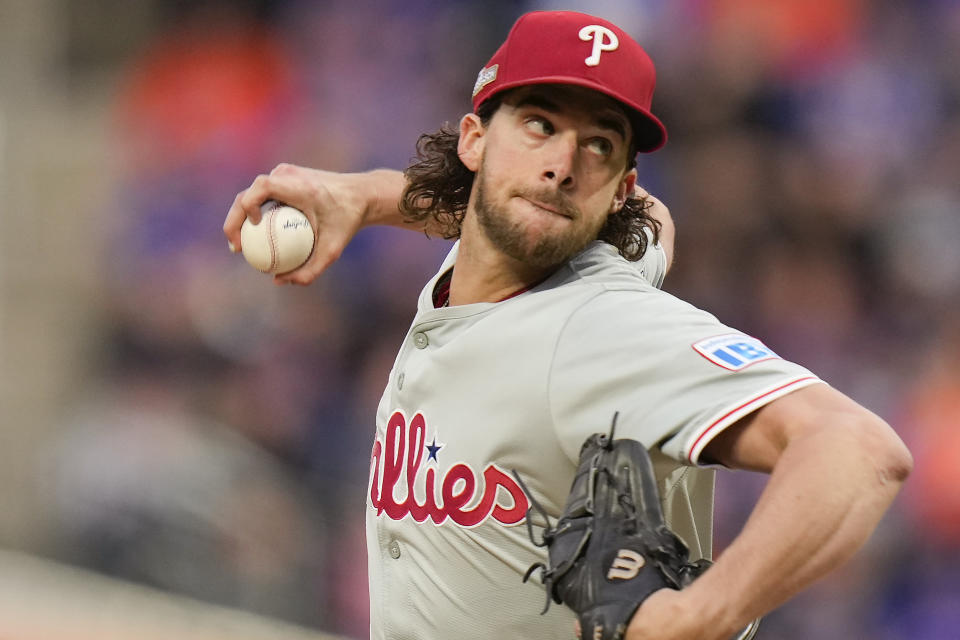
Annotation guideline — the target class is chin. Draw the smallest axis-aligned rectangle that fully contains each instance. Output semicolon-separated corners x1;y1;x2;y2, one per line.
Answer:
475;185;593;268
508;229;591;269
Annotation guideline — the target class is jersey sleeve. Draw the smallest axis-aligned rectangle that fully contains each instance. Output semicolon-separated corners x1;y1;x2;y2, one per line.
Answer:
631;227;666;289
635;240;666;289
547;288;823;466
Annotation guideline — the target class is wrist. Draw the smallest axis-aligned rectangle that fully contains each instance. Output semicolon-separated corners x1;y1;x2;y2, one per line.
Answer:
677;570;748;639
627;588;712;640
340;171;376;229
627;584;740;640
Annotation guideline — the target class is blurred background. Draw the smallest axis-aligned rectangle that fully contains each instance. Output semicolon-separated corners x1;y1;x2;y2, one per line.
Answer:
1;0;958;638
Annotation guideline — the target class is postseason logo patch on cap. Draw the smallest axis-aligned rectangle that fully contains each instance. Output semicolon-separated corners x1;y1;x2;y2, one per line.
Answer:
692;334;780;371
472;64;499;97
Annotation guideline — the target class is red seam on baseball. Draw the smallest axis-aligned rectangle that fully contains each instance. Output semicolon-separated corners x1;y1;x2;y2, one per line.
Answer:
267;211;278;272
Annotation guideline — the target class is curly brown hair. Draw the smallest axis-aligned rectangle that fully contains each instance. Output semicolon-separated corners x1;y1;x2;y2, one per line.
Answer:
399;94;661;261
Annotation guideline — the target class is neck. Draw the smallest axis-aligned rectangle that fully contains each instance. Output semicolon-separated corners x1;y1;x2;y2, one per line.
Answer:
448;212;554;306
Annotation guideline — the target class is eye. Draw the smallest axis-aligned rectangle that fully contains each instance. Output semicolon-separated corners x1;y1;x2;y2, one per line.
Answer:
524;116;554;136
585;137;614;157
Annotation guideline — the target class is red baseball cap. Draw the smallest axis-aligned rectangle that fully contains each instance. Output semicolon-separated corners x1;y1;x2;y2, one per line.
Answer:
471;11;667;153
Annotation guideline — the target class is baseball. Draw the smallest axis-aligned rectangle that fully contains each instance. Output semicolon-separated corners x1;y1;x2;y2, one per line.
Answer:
240;201;315;274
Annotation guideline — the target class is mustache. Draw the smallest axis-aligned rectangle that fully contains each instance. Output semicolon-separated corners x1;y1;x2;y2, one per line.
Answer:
514;188;581;219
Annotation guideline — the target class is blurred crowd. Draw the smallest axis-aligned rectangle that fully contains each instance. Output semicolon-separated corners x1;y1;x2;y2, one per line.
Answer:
38;0;960;638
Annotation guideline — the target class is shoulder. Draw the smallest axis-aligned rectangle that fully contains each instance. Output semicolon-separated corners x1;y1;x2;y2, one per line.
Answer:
565;239;667;289
556;243;720;330
564;241;658;290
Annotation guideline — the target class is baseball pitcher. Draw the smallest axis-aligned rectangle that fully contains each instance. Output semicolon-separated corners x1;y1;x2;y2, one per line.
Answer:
224;10;911;640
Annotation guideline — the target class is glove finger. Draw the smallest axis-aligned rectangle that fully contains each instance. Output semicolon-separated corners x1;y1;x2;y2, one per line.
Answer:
579;605;632;640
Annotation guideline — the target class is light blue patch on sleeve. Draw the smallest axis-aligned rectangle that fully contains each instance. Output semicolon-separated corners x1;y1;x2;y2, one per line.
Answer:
691;333;780;371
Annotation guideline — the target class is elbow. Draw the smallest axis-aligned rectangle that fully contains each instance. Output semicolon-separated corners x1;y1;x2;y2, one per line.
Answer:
798;407;913;488
882;432;913;485
857;413;913;487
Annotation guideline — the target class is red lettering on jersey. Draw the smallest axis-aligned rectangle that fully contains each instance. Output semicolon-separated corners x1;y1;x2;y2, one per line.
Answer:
369;439;382;512
486;465;529;523
368;411;529;527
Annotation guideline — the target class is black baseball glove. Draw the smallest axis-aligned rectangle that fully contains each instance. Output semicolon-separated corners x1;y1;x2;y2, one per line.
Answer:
514;414;759;640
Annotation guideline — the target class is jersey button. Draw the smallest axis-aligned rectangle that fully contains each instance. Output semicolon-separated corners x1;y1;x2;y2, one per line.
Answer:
388;540;401;559
397;372;405;390
413;332;429;349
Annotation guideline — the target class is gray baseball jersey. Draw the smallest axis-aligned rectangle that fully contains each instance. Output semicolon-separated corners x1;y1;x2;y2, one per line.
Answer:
366;240;821;639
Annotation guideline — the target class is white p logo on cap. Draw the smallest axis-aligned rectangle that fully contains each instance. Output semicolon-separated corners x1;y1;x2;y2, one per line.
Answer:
579;25;619;67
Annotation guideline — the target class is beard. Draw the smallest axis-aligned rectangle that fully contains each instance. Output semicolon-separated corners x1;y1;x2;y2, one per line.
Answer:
473;163;605;269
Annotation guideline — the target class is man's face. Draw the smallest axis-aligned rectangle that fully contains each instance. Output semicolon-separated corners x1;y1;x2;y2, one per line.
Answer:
464;85;637;268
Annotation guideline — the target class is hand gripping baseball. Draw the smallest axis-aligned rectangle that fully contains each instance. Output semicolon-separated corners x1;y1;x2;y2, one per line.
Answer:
514;415;759;640
224;164;376;285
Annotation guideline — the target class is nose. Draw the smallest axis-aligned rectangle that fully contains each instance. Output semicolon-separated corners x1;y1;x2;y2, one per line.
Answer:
541;133;577;189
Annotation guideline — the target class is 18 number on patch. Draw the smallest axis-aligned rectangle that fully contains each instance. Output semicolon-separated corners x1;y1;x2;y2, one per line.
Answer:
692;334;780;371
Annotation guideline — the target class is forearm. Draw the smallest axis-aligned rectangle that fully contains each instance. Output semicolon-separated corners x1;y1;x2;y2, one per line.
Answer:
354;169;415;229
357;168;461;238
684;422;909;636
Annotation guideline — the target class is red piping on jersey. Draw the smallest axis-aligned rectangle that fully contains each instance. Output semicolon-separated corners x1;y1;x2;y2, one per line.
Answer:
687;376;819;464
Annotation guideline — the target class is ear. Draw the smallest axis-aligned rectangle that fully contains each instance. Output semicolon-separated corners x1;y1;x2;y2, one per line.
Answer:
458;113;485;172
610;168;638;213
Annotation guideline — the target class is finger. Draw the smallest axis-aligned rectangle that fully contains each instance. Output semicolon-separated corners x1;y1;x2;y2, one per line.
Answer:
223;189;254;252
225;172;310;253
273;245;339;286
269;162;298;178
275;265;321;286
244;170;319;215
233;172;308;225
236;174;277;224
274;264;316;286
